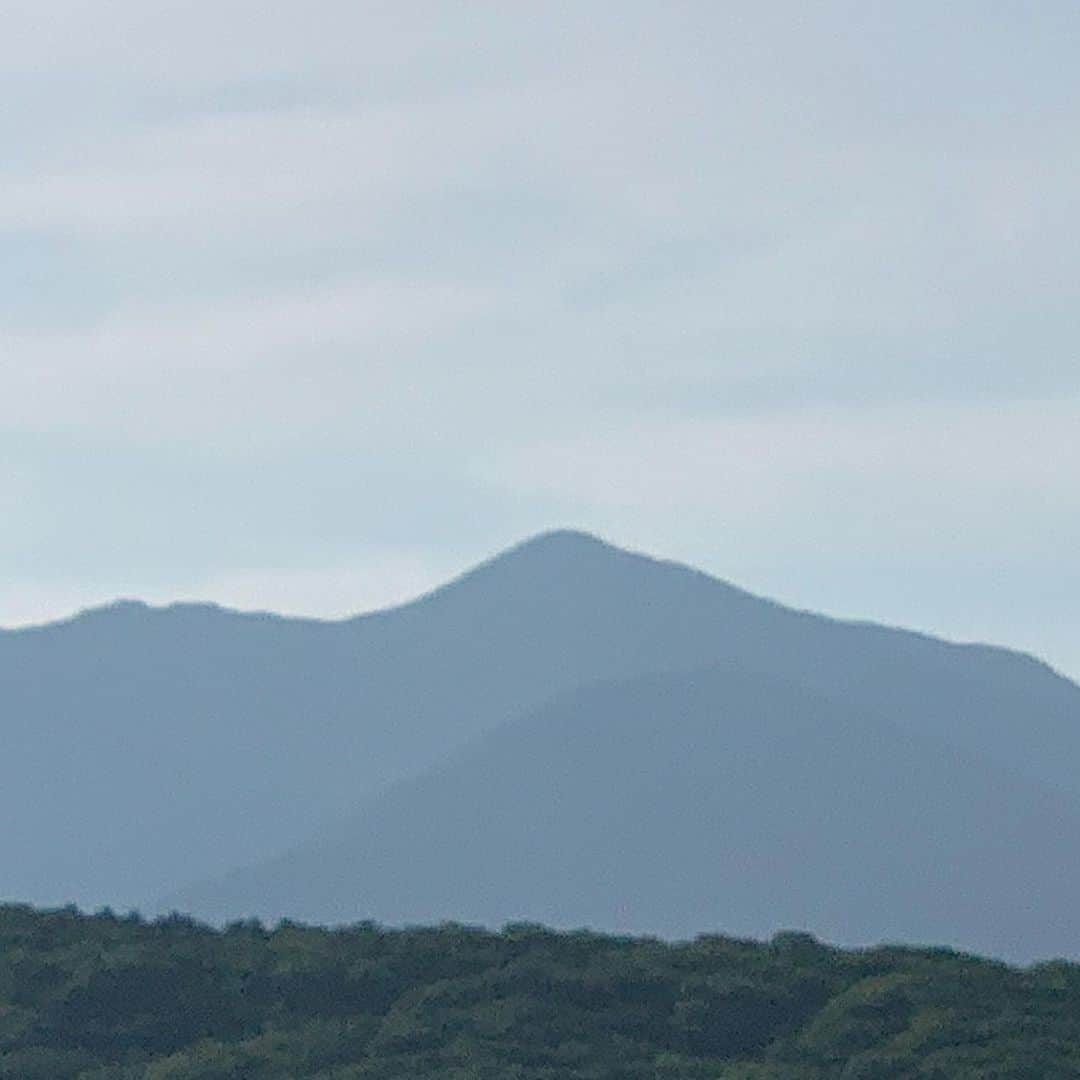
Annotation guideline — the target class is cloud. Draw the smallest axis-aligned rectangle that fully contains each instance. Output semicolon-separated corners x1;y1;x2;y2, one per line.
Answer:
1;276;506;449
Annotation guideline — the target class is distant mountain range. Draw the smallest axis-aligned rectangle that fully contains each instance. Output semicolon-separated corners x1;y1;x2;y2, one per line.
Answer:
5;531;1080;961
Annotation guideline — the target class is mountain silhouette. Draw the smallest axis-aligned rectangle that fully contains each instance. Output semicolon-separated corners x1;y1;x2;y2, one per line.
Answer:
4;530;1080;959
167;665;1080;962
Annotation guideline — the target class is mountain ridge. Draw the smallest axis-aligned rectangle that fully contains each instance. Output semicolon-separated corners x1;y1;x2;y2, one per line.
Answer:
7;530;1067;686
167;661;1080;961
3;529;1079;957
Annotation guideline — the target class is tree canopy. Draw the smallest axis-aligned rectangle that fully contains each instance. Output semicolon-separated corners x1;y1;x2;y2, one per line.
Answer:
2;904;1079;1078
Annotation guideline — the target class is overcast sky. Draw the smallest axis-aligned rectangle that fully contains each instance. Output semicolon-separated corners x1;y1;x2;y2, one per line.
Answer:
3;1;1078;678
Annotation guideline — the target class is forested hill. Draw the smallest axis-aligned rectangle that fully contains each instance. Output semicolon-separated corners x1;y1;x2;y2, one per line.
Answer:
3;905;1080;1079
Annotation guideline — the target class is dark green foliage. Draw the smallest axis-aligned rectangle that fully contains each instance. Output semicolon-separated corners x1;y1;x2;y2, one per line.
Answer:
2;905;1080;1078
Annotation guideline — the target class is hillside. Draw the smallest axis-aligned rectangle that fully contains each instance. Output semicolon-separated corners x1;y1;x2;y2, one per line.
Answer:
169;665;1080;962
3;904;1080;1079
4;530;1079;940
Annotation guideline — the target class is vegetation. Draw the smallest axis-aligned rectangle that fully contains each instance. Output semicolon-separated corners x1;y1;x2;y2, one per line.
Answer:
2;904;1079;1078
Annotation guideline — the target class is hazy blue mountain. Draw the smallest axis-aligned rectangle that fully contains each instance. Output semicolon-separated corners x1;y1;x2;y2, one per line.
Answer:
4;530;1080;935
168;666;1080;962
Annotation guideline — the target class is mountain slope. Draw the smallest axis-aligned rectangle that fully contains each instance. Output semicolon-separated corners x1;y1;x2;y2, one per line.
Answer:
3;530;1079;916
168;665;1080;962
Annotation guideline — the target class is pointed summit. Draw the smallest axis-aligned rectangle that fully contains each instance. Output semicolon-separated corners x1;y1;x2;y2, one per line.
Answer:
409;527;704;614
506;528;616;554
470;528;624;576
471;529;623;573
440;527;701;587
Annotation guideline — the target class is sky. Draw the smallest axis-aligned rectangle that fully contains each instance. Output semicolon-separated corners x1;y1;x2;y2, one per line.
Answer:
2;1;1078;679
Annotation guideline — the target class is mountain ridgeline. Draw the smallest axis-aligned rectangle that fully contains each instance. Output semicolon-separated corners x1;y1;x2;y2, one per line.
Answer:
4;531;1080;960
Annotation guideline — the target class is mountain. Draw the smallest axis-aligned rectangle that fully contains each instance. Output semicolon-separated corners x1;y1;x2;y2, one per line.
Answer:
168;664;1080;962
4;529;1080;956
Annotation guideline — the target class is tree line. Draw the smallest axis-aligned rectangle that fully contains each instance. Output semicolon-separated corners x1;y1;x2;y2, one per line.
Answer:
1;903;1078;1077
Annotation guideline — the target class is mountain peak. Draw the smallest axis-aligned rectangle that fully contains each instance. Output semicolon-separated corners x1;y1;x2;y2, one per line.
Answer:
503;528;616;558
433;528;651;598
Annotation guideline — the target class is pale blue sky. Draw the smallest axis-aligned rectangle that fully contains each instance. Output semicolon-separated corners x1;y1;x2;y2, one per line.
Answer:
2;1;1078;678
